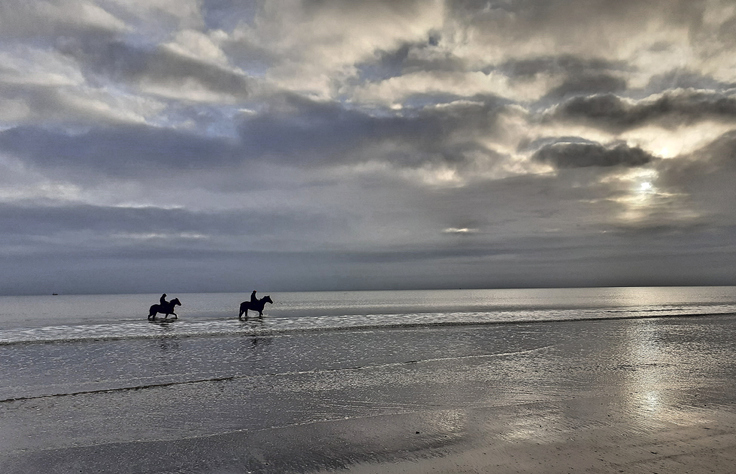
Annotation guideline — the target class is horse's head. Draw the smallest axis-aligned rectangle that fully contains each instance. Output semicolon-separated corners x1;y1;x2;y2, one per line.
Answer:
263;295;273;304
171;298;181;306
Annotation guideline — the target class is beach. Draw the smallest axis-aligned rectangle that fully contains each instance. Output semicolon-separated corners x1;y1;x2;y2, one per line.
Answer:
3;305;736;473
5;0;736;470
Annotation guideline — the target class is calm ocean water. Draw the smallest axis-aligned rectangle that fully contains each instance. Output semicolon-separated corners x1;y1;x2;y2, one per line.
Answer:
1;287;735;345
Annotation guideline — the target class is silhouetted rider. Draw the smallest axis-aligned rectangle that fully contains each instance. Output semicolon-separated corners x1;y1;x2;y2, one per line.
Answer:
250;290;257;304
160;293;168;306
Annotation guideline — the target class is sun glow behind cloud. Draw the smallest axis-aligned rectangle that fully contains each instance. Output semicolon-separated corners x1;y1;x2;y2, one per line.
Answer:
623;122;736;159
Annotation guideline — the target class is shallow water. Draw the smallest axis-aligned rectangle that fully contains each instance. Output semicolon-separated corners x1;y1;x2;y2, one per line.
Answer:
2;287;736;472
1;287;735;344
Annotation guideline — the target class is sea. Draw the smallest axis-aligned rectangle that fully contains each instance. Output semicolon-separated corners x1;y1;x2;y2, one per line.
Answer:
3;286;736;472
1;286;735;345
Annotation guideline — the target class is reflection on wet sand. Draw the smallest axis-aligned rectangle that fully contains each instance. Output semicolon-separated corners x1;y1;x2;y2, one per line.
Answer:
3;315;736;473
621;318;718;434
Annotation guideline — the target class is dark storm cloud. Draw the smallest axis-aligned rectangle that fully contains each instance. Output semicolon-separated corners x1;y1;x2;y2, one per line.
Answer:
553;90;736;132
532;142;654;169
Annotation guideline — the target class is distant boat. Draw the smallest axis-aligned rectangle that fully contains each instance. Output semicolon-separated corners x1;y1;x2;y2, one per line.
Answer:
52;293;58;296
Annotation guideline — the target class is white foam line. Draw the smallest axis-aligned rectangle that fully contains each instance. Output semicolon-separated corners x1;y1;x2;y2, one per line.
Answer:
1;309;735;345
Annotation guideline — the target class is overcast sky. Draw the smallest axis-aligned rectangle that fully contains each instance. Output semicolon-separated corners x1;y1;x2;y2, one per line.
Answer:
1;0;736;295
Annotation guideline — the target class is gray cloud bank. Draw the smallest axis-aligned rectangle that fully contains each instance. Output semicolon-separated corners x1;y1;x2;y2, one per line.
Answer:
1;0;735;294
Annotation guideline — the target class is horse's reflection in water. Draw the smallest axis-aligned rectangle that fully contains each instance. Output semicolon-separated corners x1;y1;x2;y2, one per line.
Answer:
249;335;272;348
158;335;180;352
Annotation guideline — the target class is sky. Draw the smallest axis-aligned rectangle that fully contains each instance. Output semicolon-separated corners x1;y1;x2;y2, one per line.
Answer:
1;0;736;295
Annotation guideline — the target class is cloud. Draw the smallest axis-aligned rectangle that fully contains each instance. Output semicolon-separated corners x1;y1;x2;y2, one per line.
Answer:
655;130;736;221
0;0;127;40
0;92;513;185
543;74;627;100
442;227;479;235
228;0;444;97
0;82;160;126
644;69;736;95
444;0;700;65
532;141;654;169
552;90;736;133
0;200;349;257
2;0;736;294
57;37;252;102
0;124;241;177
499;55;627;80
237;93;511;169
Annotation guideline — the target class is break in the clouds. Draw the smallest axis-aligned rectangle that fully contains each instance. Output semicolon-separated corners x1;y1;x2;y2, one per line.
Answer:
1;0;736;295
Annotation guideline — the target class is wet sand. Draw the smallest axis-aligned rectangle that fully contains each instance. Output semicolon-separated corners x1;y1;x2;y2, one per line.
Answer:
336;404;736;474
3;315;736;473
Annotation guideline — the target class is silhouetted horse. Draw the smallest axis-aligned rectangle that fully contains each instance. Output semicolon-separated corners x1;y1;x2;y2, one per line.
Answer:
148;298;181;320
239;295;273;320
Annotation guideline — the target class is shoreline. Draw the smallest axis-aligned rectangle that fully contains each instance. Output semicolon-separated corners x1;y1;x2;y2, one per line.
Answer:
2;309;735;348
